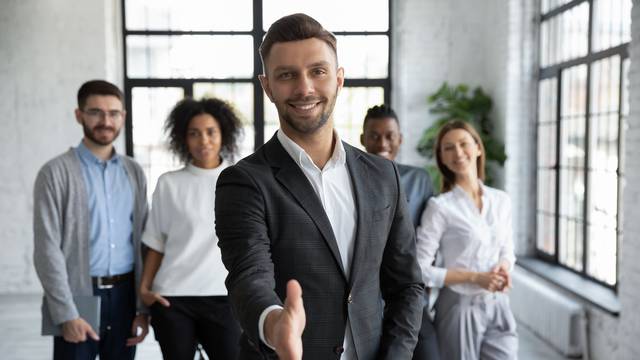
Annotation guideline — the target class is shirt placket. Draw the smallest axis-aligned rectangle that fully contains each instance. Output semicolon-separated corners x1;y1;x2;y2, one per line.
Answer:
103;162;115;276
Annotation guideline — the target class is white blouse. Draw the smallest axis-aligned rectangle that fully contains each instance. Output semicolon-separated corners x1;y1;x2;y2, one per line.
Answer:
415;182;516;295
142;161;229;296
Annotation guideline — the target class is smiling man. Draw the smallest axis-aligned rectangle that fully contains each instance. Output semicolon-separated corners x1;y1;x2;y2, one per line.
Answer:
214;14;424;360
33;80;149;360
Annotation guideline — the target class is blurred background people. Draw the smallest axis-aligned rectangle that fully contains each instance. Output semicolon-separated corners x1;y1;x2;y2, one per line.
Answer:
138;97;242;359
416;120;517;360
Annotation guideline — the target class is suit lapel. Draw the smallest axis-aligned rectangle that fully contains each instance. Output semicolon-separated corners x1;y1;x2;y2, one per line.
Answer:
344;144;373;287
264;136;347;279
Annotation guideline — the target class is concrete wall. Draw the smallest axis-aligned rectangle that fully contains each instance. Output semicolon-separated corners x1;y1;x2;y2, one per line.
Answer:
0;0;123;293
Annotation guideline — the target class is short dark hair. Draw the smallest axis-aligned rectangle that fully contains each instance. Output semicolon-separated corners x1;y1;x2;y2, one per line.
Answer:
77;80;124;109
165;98;243;164
435;120;486;193
363;104;399;130
259;13;337;72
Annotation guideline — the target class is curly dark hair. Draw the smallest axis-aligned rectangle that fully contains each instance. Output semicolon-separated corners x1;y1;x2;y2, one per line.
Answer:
165;97;242;164
362;104;398;129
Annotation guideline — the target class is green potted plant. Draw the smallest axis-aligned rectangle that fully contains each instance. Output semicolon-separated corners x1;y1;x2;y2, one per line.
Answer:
417;82;507;190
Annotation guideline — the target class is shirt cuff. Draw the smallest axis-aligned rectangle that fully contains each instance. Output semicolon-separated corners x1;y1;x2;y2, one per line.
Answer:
426;267;448;288
258;305;283;350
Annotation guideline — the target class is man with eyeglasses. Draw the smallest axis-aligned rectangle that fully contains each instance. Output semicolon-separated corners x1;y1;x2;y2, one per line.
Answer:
33;80;149;359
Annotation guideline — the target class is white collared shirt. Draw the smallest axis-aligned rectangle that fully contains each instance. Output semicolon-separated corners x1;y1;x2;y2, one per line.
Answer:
142;161;230;295
259;129;357;359
415;182;516;295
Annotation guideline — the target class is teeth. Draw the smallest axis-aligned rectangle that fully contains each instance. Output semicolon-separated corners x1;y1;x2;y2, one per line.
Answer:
293;103;316;110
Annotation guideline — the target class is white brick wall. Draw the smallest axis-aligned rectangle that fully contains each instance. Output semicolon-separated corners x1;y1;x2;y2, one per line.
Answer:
617;0;640;357
0;0;124;293
392;0;509;170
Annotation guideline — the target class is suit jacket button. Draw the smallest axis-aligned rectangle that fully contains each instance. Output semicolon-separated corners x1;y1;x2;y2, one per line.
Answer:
333;345;344;354
347;293;353;304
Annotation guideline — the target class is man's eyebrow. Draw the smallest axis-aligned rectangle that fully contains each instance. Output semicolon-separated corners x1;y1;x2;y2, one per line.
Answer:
308;61;331;68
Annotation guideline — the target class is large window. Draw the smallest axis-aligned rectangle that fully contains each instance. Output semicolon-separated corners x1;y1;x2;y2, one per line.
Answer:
536;0;630;288
122;0;391;196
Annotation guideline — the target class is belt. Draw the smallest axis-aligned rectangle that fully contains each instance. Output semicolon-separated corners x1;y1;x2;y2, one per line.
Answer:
92;271;134;289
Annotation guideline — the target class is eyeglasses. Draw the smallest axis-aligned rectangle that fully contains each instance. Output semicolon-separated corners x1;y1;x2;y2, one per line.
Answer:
82;109;124;120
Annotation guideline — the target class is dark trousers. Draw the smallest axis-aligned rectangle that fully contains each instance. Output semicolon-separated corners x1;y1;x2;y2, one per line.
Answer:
413;290;441;360
150;296;241;360
53;276;136;360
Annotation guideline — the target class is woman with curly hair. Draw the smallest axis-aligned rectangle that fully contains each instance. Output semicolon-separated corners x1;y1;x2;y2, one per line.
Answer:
416;120;518;360
139;97;242;359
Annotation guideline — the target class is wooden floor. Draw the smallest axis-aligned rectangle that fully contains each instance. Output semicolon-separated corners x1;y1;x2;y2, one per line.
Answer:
0;294;569;360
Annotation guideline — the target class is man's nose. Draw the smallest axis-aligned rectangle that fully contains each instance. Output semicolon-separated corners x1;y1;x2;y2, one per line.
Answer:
293;74;314;96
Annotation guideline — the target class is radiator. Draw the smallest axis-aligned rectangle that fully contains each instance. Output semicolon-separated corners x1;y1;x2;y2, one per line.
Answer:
511;266;587;358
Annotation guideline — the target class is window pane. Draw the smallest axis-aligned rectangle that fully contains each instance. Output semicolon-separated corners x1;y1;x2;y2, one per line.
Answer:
193;83;254;159
334;87;384;147
537;169;557;255
586;56;623;285
540;3;588;67
131;87;184;200
263;0;388;31
338;36;388;78
541;0;572;14
537;78;558;255
126;35;253;79
125;0;252;31
537;213;556;255
592;0;632;52
538;78;558;167
560;65;587;168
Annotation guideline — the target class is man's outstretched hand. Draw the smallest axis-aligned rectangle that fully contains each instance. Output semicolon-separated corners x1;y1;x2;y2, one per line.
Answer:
264;279;306;360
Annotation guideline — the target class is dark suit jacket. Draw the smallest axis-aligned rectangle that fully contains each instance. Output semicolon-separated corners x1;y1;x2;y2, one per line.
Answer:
215;134;424;360
397;164;434;228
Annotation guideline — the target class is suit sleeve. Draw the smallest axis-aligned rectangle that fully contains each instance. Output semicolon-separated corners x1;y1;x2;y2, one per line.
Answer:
215;165;282;350
378;163;426;359
33;166;77;325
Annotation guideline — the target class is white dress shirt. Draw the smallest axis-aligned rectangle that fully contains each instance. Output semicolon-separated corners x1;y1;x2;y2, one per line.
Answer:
415;182;516;295
258;129;357;359
142;161;230;296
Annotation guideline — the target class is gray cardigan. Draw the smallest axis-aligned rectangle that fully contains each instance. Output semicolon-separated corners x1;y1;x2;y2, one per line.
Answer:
33;148;148;327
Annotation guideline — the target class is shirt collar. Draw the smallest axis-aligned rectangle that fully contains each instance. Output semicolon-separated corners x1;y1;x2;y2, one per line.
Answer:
186;158;229;177
76;140;120;165
276;129;346;171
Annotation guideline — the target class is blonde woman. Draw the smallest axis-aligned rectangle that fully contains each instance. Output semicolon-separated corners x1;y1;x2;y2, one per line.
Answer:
416;120;517;360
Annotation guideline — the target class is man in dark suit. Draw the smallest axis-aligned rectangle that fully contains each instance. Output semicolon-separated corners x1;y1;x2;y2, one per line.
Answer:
215;13;424;360
360;105;440;360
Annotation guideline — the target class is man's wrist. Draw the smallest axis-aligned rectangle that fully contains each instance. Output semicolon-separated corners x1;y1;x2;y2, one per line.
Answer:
259;305;284;350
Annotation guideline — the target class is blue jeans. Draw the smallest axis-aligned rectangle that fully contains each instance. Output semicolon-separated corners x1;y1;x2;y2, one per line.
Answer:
53;276;136;360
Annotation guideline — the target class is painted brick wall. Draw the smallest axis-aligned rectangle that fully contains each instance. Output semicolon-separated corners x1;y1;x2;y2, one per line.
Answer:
0;0;124;293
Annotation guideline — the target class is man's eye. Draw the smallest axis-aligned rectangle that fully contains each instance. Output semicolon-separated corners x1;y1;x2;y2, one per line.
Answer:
278;72;293;80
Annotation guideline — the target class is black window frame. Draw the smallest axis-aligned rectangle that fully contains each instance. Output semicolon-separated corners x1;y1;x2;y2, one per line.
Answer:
121;0;392;156
535;0;629;290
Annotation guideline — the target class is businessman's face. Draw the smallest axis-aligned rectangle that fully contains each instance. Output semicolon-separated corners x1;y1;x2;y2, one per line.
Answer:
260;38;344;135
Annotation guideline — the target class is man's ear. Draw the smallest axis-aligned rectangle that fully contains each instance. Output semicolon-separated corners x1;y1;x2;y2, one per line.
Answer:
336;67;345;91
74;108;83;125
259;74;274;102
360;133;365;146
399;133;404;145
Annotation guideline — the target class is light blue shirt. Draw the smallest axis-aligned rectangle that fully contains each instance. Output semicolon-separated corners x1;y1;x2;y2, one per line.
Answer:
75;141;135;276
